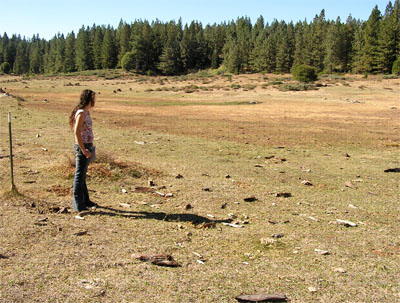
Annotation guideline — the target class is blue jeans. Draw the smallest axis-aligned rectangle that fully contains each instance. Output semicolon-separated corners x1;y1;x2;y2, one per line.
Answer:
73;143;92;211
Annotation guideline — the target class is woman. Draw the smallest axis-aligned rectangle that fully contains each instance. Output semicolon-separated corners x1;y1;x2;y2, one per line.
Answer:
69;89;97;212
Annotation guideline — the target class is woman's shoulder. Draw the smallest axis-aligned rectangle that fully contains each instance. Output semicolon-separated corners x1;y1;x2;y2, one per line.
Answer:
75;109;84;119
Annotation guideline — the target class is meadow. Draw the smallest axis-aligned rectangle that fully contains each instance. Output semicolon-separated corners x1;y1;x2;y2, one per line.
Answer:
0;71;399;302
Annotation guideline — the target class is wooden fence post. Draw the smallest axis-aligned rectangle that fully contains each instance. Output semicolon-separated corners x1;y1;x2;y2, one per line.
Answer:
8;112;16;191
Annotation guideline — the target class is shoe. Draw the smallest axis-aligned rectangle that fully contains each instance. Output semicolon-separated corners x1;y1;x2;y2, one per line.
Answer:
85;201;98;208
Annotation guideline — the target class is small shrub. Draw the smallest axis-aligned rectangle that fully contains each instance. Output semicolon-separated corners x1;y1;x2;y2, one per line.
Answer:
242;84;257;90
279;83;318;91
0;62;11;74
392;57;400;75
268;81;283;85
291;64;318;83
382;74;399;79
121;52;136;72
196;70;212;78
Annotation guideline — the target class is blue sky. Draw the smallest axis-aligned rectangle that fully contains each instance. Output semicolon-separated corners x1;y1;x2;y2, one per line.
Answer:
1;0;392;39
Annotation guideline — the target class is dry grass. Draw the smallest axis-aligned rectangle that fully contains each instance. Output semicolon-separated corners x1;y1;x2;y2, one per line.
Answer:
0;72;399;303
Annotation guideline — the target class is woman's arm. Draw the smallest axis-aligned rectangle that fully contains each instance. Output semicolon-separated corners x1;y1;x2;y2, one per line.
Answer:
74;112;91;158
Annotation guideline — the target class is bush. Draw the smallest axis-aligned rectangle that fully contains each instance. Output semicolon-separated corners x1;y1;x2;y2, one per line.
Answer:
279;83;319;91
0;62;11;74
291;64;318;83
392;58;400;75
121;52;136;72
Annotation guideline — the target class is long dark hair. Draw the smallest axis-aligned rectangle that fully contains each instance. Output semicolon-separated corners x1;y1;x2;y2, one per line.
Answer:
69;89;95;129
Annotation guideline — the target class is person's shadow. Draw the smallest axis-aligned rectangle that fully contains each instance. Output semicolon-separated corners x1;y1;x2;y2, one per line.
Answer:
85;205;232;225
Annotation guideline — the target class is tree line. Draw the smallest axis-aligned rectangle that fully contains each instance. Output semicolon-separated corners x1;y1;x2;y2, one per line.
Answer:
0;1;399;76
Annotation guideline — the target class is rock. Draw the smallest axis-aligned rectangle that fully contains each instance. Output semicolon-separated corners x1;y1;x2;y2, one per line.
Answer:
384;168;400;173
222;222;244;228
184;204;193;210
314;248;330;255
235;293;288;302
344;181;356;189
132;253;180;267
301;180;313;186
275;193;291;198
345;153;351;158
336;219;357;227
308;287;317;293
255;164;264;168
271;233;284;238
221;203;227;209
121;188;128;193
148;179;156;187
119;203;131;208
333;267;347;273
73;230;88;236
244;196;257;202
202;187;212;192
175;174;184;179
225;174;231;178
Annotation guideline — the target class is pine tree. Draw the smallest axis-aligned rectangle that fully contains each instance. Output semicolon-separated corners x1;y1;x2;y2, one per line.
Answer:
44;36;58;73
4;34;17;69
131;21;157;73
276;21;295;73
310;10;327;71
158;21;182;75
378;0;400;73
117;20;131;67
180;21;208;72
362;5;382;73
91;26;104;70
324;19;342;73
54;34;66;73
75;26;92;71
101;26;118;69
351;21;365;73
204;23;226;69
64;32;76;72
29;36;44;74
339;15;356;72
13;38;29;74
223;17;252;73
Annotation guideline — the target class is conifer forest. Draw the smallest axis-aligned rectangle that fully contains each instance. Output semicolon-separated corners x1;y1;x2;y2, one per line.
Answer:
0;1;399;76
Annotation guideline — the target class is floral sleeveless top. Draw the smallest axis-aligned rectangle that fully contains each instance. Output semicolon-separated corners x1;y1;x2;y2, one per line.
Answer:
75;109;94;143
